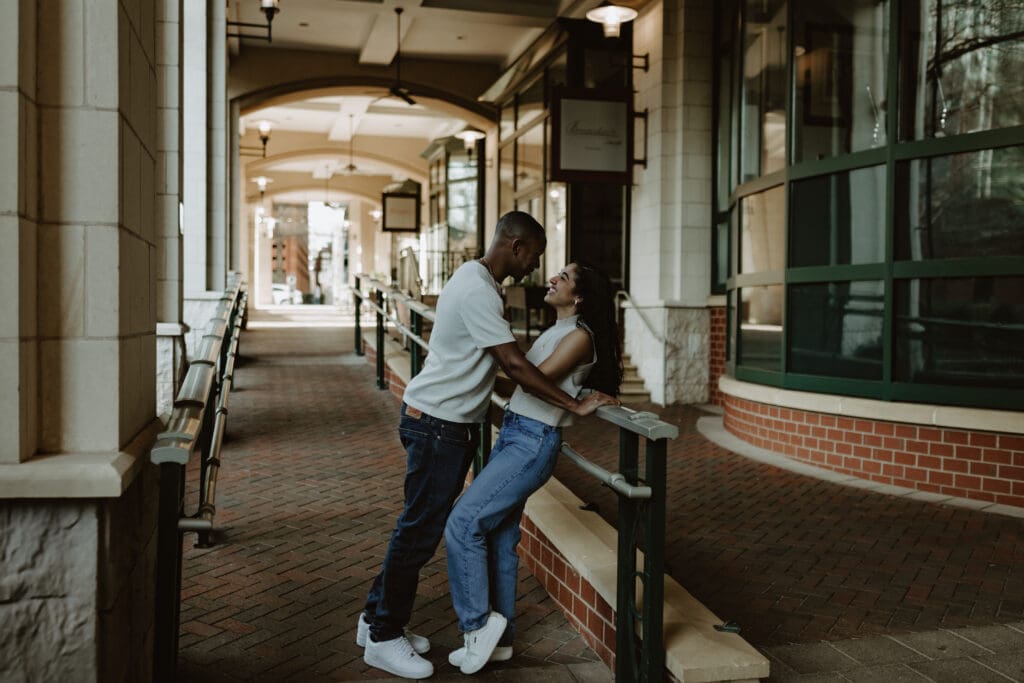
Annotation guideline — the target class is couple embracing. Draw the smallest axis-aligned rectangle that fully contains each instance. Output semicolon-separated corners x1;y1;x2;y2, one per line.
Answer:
356;211;622;679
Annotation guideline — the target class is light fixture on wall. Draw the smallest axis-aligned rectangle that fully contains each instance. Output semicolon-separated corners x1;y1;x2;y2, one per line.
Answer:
227;0;281;43
586;2;638;38
257;120;274;157
455;127;485;160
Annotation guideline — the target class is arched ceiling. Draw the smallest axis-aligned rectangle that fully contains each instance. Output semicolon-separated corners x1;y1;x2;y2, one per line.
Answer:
230;0;645;208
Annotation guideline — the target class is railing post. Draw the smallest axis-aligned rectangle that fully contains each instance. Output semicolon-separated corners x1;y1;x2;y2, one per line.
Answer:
153;463;185;682
640;436;667;681
616;428;640;681
410;309;423;378
354;276;363;355
376;288;386;390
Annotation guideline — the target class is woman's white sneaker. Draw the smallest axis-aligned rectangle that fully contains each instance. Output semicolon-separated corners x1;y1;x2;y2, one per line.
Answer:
459;612;507;674
447;645;512;667
364;635;434;680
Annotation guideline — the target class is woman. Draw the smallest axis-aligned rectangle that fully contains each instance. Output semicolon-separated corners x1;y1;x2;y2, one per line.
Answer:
443;261;622;674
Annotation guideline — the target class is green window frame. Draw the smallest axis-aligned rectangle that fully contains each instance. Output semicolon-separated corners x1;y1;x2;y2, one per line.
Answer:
713;0;1024;411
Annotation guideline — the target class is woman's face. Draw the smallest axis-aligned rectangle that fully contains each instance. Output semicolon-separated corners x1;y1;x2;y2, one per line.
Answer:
544;263;579;308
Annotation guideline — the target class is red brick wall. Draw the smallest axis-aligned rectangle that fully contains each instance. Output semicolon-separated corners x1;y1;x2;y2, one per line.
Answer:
360;340;407;400
708;306;727;406
518;516;617;670
723;395;1024;508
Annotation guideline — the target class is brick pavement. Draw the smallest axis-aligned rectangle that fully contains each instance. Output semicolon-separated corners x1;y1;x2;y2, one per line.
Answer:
176;307;1024;682
176;313;607;682
556;403;1024;649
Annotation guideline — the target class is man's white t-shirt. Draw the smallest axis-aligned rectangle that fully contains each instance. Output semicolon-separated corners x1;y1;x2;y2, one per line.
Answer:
403;261;516;423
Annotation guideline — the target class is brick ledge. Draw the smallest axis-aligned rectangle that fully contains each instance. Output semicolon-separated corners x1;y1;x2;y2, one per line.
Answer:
524;477;769;682
698;416;1024;520
720;376;1023;435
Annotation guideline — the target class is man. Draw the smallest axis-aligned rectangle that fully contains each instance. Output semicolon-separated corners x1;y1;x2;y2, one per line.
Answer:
357;211;617;679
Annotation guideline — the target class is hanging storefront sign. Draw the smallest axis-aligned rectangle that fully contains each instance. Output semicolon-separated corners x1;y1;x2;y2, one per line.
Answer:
381;192;420;232
550;88;632;184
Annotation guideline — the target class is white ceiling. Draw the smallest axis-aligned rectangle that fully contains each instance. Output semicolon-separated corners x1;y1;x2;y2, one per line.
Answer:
231;0;637;199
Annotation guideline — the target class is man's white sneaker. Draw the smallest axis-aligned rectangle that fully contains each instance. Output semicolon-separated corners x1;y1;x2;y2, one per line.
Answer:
356;614;431;654
459;612;508;675
448;645;512;667
364;635;434;680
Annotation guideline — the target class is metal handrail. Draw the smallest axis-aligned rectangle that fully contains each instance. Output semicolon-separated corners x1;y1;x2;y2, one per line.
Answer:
615;289;666;346
150;274;246;683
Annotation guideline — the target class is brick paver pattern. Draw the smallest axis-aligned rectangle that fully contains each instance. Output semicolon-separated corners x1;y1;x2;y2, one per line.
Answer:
557;404;1024;648
177;321;602;681
177;311;1024;681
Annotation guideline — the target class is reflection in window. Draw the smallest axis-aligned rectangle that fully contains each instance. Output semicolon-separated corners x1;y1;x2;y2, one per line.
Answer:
500;103;516;142
788;281;883;379
717;1;739;207
895;147;1024;260
793;0;888;161
518;77;545;129
739;285;783;370
895;276;1024;388
901;0;1024;139
790;165;885;267
740;185;785;273
515;124;544;191
498;149;514;216
545;183;567;282
741;0;787;179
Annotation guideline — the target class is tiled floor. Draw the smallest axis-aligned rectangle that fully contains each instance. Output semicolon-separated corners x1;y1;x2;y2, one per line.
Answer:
176;307;1024;681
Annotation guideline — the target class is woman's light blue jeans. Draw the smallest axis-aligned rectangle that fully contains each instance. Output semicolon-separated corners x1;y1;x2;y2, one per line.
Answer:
445;410;562;643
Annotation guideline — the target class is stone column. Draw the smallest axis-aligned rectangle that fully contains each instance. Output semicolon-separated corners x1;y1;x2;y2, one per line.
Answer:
0;0;163;680
156;0;186;422
182;0;229;356
0;0;39;465
626;0;714;404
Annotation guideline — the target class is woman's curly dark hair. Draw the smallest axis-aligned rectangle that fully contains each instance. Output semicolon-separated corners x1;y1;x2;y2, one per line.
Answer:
570;261;622;396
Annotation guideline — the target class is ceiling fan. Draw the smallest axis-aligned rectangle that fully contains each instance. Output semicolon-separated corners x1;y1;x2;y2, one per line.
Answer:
389;8;416;106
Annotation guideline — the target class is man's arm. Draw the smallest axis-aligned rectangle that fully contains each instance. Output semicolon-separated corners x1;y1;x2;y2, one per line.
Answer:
487;341;617;416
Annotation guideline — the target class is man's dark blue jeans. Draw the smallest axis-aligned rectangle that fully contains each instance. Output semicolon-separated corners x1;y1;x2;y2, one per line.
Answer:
363;402;478;642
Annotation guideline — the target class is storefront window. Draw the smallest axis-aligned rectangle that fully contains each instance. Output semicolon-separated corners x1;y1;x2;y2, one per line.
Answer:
715;0;1024;409
792;0;889;161
788;280;884;379
739;285;783;371
900;0;1024;140
740;0;787;179
740;185;785;274
895;147;1024;260
515;123;544;191
895;276;1024;388
790;165;886;267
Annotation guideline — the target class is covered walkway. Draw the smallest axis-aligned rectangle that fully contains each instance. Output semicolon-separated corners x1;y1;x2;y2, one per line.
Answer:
176;308;608;682
176;308;1024;682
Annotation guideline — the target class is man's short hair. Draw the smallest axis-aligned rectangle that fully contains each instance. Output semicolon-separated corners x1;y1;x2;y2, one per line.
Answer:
495;211;545;246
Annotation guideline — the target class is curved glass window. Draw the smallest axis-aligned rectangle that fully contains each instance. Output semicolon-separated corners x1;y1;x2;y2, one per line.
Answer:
740;186;785;273
790;165;886;267
895;147;1024;260
900;0;1024;140
793;1;889;161
714;0;1024;409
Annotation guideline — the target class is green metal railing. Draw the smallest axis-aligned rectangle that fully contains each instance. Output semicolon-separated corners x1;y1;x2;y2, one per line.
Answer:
149;275;247;682
351;277;678;681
